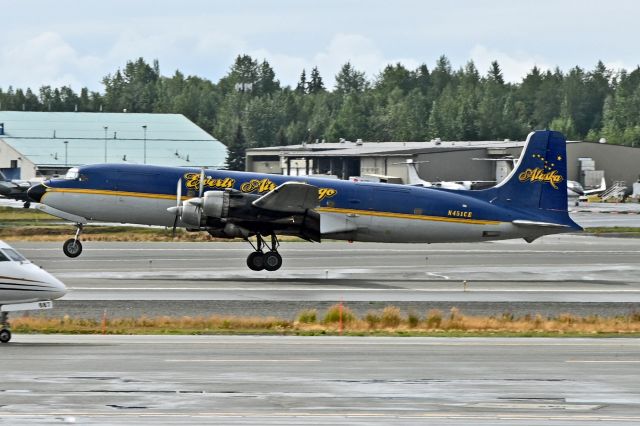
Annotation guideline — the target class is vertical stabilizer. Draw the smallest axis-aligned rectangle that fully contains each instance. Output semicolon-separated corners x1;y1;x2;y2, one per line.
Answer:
492;131;568;212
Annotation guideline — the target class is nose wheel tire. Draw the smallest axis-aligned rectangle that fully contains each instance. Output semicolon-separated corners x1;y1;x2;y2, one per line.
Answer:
247;251;265;271
263;251;282;271
0;328;11;343
63;239;83;258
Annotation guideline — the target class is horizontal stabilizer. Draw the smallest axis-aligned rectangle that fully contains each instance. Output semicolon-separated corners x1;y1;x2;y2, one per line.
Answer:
512;220;571;228
252;181;319;213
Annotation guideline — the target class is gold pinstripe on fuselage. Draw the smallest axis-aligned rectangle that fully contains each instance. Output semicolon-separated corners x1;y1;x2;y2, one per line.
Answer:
43;187;504;226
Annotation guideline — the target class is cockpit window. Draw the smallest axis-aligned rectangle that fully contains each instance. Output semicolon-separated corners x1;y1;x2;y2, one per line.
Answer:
0;251;9;262
2;249;27;262
79;174;89;182
65;167;80;180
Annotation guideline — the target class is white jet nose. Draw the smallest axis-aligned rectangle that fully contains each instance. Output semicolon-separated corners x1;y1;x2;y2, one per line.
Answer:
46;277;68;300
37;269;68;300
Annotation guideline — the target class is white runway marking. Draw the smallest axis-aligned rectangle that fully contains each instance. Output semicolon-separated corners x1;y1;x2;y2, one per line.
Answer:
165;359;321;363
3;412;640;420
566;360;640;363
67;287;640;293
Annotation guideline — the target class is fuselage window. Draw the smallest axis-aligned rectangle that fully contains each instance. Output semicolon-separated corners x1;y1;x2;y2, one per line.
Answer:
2;249;26;262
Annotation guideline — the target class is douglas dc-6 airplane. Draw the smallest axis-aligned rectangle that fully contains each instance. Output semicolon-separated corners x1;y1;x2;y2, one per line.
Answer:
27;130;582;271
0;240;67;343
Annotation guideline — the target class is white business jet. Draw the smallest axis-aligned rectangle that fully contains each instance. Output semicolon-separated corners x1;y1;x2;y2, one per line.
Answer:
0;241;67;343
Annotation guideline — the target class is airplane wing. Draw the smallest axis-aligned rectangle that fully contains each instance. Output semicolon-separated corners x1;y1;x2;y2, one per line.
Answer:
252;181;319;213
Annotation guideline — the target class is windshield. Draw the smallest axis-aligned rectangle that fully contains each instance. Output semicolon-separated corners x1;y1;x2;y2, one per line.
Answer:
65;167;79;180
2;248;27;262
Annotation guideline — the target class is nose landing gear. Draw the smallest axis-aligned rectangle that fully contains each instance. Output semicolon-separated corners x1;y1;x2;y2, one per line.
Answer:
246;233;283;271
63;224;83;258
0;312;11;343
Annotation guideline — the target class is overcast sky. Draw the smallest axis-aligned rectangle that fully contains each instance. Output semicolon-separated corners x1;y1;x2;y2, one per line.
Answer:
1;0;638;91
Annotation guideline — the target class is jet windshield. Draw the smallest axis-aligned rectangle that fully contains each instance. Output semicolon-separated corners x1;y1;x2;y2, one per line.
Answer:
2;248;27;262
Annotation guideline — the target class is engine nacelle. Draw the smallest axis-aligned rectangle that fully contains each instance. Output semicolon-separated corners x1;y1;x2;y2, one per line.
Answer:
202;190;229;219
180;199;204;228
179;190;243;229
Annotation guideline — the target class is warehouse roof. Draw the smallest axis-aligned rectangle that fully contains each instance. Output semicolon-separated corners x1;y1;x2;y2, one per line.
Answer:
0;111;227;168
247;139;530;157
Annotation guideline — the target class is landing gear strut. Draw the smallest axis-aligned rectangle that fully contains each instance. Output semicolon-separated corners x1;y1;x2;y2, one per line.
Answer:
63;224;83;258
246;233;283;272
0;312;11;343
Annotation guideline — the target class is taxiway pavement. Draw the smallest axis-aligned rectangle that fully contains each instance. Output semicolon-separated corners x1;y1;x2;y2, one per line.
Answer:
10;233;640;318
2;334;639;425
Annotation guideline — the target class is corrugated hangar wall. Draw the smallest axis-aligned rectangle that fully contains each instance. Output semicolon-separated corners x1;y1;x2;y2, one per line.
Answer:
566;142;640;186
415;148;499;182
411;143;640;187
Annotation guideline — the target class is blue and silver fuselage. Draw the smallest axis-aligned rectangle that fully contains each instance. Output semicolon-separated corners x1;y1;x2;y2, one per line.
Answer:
29;161;579;244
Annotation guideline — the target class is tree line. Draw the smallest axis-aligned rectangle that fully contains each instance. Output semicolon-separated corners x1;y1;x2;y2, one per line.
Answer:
2;55;640;153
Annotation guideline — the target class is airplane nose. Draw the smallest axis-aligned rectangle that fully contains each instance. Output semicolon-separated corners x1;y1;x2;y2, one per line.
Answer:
27;183;47;203
47;278;68;300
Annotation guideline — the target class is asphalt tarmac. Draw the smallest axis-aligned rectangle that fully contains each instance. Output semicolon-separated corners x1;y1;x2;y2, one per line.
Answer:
2;205;639;425
10;232;640;319
2;335;639;425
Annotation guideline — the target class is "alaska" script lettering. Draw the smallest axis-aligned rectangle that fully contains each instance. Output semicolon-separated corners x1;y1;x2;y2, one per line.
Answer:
518;168;563;189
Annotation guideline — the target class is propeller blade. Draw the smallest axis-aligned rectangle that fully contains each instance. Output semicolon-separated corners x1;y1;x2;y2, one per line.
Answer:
198;169;206;198
171;214;179;237
176;178;182;207
170;177;183;238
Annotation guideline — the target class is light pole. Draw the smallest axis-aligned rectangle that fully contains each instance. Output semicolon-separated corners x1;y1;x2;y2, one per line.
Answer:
103;126;108;163
142;125;147;164
64;140;68;166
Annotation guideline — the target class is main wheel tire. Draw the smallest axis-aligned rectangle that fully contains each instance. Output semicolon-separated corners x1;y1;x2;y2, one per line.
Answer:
247;251;265;271
63;239;83;258
263;251;282;271
0;328;11;343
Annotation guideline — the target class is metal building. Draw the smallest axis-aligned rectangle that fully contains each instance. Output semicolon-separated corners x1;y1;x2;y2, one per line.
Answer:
246;138;640;189
0;112;227;179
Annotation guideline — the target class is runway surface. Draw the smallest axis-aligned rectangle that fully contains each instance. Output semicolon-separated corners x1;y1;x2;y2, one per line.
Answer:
2;334;640;425
10;232;640;318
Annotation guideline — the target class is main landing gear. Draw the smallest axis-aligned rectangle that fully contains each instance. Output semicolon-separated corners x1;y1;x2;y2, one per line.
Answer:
63;224;83;258
0;312;11;343
246;233;283;272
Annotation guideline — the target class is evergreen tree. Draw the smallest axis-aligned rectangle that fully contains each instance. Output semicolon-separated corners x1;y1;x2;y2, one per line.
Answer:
430;55;453;96
335;62;367;94
3;54;640;146
225;124;247;171
487;60;505;85
257;60;279;95
375;63;413;97
308;67;325;93
219;54;259;94
296;69;307;93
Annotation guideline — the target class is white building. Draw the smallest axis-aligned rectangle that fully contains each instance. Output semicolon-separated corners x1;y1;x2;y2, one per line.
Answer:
0;112;227;180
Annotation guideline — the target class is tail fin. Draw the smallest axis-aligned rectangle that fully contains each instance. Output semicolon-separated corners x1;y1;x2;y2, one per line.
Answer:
492;130;573;216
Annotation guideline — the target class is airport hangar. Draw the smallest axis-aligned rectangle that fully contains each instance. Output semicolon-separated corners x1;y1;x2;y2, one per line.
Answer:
0;111;227;180
246;138;640;189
